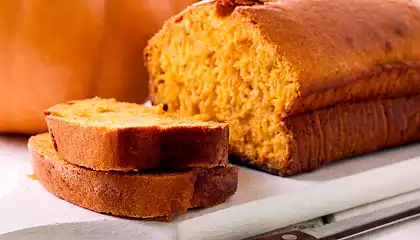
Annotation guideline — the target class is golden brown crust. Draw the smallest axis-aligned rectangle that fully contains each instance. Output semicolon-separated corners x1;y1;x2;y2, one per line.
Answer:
44;99;229;171
235;95;420;176
28;133;238;219
287;94;420;175
288;61;420;117
214;0;264;17
234;0;420;116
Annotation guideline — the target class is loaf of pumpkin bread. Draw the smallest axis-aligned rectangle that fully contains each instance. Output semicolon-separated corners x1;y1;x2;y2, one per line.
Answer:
44;97;229;171
28;133;238;219
145;0;420;175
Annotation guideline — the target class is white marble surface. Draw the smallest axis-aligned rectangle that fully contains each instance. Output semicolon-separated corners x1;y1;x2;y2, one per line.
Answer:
1;134;420;239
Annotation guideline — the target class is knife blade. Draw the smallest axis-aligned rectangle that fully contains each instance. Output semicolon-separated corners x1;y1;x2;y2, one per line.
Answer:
248;199;420;240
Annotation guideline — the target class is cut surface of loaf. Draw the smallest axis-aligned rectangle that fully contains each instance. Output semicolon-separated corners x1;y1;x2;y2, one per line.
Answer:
146;0;420;175
28;133;238;219
44;97;229;171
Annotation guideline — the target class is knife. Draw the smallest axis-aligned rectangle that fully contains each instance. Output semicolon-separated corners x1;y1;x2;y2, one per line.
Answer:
248;199;420;240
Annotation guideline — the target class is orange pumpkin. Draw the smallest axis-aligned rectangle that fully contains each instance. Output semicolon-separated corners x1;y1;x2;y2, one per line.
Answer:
0;0;197;134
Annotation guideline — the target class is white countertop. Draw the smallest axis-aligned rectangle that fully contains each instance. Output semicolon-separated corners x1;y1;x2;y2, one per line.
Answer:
1;134;420;240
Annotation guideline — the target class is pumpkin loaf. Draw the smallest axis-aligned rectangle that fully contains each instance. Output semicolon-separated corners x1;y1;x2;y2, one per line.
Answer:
28;133;238;219
145;0;420;175
44;97;229;171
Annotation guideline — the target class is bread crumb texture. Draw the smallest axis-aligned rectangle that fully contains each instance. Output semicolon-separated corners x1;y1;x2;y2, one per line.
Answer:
45;97;224;127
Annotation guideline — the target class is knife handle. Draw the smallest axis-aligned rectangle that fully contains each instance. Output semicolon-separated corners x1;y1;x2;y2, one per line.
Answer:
252;199;420;240
253;230;318;240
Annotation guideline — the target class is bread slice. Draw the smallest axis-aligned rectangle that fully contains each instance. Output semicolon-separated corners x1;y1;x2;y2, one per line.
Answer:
44;97;229;171
28;133;238;219
145;0;420;175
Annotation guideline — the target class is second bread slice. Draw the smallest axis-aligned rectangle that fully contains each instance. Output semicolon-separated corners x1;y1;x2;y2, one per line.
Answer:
44;97;229;171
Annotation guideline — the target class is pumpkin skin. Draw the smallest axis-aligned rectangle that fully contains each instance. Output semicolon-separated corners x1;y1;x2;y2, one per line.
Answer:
0;0;197;134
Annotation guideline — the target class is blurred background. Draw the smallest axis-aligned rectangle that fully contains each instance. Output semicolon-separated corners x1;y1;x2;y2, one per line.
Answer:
0;0;198;135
